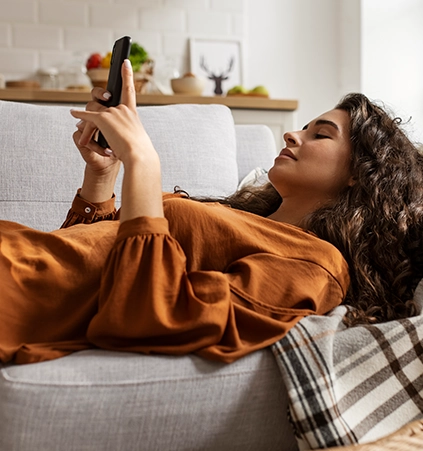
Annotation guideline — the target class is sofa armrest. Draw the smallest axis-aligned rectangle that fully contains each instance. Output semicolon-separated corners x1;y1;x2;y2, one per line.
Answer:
235;124;277;182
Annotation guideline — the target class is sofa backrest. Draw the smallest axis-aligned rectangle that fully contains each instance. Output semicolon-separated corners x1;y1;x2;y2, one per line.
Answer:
0;100;276;231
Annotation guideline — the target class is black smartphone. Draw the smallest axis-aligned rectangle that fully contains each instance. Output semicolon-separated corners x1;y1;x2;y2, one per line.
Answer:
97;36;132;148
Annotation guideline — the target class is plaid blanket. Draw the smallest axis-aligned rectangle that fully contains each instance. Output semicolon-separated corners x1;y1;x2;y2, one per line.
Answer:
271;305;423;450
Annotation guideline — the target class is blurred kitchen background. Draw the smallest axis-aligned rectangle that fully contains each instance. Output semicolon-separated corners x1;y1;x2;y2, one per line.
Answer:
0;0;423;143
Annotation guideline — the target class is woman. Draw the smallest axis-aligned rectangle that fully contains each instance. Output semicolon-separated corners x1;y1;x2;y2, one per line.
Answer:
0;60;421;365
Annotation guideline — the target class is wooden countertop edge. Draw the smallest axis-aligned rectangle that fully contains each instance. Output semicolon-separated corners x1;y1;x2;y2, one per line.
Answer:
0;89;298;111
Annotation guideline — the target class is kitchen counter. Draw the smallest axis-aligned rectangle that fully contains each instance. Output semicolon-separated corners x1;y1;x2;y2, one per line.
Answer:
0;88;297;110
0;89;298;149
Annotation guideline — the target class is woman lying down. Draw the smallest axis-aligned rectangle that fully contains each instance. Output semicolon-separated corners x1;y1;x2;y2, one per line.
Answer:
1;59;423;368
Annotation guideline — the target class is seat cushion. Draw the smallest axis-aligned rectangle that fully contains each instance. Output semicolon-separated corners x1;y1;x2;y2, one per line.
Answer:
0;349;297;451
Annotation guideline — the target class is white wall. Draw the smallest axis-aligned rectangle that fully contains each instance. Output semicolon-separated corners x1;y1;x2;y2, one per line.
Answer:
246;0;342;130
246;0;423;143
1;0;423;144
361;0;423;143
0;0;247;87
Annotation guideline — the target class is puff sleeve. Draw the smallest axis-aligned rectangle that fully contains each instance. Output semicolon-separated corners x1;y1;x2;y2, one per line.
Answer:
87;217;234;354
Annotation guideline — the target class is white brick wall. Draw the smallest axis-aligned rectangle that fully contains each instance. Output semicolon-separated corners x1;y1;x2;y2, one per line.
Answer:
0;0;247;84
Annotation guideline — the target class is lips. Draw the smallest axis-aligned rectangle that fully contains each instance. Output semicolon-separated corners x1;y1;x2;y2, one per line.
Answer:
278;148;297;160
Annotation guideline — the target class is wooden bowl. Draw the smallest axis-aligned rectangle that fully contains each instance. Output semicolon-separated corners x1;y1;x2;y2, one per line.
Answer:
86;68;109;89
171;77;205;95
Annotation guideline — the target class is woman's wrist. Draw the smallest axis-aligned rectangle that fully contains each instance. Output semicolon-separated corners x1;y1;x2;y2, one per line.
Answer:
120;153;164;223
80;164;120;203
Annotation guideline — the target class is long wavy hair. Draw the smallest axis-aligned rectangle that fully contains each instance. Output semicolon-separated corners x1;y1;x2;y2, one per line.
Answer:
189;93;423;325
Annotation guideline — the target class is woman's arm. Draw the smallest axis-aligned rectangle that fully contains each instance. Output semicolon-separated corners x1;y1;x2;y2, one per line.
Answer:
70;59;164;222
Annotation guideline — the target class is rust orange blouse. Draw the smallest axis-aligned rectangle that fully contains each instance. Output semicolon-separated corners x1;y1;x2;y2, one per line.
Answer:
0;193;349;364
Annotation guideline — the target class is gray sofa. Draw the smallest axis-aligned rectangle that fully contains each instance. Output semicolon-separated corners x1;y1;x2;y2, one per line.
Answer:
0;100;298;451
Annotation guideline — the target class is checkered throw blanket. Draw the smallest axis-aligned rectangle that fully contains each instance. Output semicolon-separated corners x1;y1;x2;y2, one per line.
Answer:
271;305;423;450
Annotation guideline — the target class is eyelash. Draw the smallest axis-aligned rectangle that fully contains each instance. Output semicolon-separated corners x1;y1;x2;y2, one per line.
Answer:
314;134;329;139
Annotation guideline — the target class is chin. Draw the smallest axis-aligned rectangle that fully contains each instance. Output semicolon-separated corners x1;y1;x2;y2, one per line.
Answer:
267;166;279;186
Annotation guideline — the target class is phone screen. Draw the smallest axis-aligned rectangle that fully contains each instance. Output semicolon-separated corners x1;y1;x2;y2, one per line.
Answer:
97;36;132;148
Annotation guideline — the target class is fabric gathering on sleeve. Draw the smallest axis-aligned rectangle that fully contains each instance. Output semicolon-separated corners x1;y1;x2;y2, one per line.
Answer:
61;190;118;228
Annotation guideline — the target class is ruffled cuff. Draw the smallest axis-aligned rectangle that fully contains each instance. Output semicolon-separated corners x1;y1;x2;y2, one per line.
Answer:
61;189;118;228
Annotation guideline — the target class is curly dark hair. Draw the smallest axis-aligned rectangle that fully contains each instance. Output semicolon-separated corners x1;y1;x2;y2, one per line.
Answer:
192;93;423;325
308;93;423;324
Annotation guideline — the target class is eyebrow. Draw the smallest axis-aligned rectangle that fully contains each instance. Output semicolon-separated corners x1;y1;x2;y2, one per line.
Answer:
302;119;340;132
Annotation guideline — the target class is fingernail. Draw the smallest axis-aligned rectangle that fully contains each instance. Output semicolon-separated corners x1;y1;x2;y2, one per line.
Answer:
104;148;114;156
103;92;111;100
76;120;84;128
124;59;132;70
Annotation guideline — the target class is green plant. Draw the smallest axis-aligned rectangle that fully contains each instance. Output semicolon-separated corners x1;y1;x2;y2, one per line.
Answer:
129;42;149;72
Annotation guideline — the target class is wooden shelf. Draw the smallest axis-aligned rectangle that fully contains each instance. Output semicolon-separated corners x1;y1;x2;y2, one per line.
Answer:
0;88;298;111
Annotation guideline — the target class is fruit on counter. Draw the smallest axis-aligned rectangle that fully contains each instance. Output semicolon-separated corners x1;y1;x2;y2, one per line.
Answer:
85;42;150;72
249;85;269;96
101;51;112;68
227;85;248;95
86;53;102;70
226;84;270;97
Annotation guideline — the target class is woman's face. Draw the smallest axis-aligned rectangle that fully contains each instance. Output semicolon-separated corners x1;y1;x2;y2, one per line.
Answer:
268;108;353;205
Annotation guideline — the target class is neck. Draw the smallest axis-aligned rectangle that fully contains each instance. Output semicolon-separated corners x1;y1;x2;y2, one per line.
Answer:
267;197;321;227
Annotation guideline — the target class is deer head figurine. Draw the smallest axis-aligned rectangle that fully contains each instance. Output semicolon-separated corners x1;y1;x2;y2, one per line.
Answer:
200;56;234;95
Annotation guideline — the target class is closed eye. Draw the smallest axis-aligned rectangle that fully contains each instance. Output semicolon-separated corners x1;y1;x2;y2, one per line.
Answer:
315;133;330;139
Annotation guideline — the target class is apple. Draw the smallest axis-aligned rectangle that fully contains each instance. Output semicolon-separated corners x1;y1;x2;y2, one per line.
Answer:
227;85;248;95
249;85;269;96
86;53;103;70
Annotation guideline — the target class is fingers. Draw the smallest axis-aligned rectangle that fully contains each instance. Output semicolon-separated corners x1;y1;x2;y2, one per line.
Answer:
91;87;111;103
120;59;137;111
72;129;116;158
71;109;102;146
70;109;100;130
75;89;111;146
77;114;98;147
71;108;99;119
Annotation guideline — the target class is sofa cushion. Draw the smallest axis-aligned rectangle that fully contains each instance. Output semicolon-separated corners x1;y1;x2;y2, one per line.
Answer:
0;101;238;231
235;124;277;181
0;349;297;451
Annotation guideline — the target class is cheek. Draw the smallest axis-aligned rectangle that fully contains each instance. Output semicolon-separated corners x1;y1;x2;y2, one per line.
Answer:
300;148;351;191
325;155;353;189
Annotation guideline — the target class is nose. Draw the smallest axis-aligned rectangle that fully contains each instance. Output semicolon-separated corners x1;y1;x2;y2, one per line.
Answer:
283;131;300;146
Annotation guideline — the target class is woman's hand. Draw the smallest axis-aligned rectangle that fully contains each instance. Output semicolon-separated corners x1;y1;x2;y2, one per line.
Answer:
70;60;156;166
73;87;119;171
72;87;121;203
70;59;164;221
